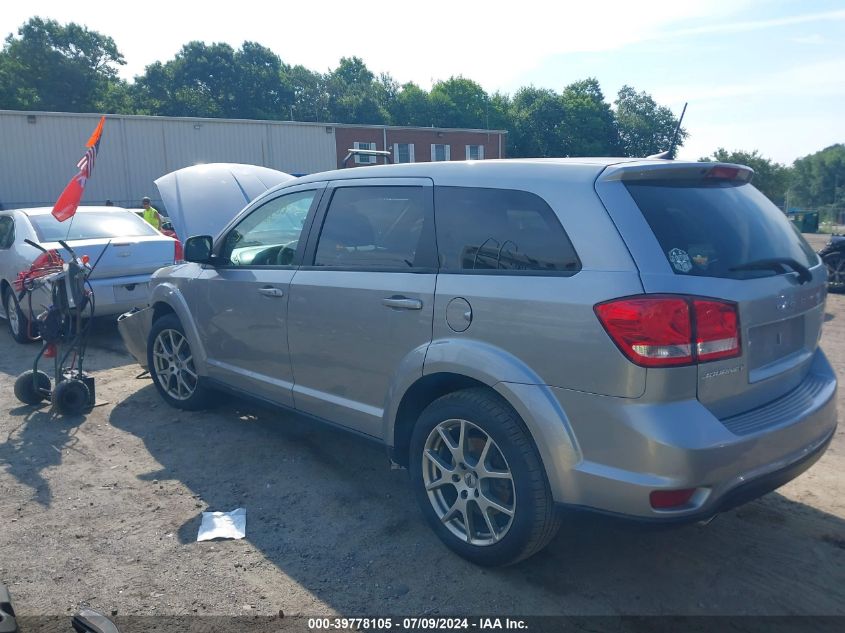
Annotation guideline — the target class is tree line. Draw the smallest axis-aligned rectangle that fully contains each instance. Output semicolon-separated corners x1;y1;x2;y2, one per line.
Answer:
0;17;684;159
1;17;842;217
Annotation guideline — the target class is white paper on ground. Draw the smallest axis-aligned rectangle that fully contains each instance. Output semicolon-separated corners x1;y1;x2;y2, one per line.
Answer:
197;508;246;541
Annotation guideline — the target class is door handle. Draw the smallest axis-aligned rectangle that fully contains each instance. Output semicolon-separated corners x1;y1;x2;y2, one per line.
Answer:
258;286;285;298
382;296;423;310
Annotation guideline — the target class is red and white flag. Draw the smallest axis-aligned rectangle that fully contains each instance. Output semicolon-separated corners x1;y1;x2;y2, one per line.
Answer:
52;116;105;222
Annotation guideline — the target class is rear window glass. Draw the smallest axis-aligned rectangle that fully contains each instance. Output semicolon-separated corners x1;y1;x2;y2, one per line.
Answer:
625;181;818;279
29;211;159;242
434;186;580;274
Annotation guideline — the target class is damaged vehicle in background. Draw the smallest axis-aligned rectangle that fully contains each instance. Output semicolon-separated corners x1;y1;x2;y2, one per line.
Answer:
0;205;184;343
119;159;837;566
819;233;844;292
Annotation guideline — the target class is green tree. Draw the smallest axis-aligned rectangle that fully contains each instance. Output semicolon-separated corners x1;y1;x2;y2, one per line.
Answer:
790;144;845;210
559;78;620;156
486;92;513;131
325;56;387;124
0;17;126;112
389;82;432;126
133;42;239;117
429;76;488;128
614;85;686;157
700;148;791;207
288;65;328;121
233;42;294;120
508;87;567;157
133;41;294;119
374;73;399;124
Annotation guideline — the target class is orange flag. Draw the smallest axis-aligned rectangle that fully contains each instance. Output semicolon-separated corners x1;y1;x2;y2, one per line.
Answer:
51;116;106;222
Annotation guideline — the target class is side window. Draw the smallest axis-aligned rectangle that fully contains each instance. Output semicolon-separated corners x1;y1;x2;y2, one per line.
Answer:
434;186;581;274
353;141;377;164
0;217;14;250
314;186;430;269
220;190;316;267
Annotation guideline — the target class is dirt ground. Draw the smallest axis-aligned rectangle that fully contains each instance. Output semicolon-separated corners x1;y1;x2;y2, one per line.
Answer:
0;237;843;620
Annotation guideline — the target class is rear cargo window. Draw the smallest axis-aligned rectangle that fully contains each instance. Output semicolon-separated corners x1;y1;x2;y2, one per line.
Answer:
29;211;158;241
434;186;580;274
625;180;818;279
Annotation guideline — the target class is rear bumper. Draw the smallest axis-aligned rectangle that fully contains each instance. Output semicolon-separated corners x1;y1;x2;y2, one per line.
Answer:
559;426;834;525
547;348;838;519
117;305;154;369
88;274;153;316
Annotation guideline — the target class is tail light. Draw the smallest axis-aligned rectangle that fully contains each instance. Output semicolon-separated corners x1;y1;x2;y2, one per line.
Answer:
173;238;184;263
693;299;739;361
595;295;740;367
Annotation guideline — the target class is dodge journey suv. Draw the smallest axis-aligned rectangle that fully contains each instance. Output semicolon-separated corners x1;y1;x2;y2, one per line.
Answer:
118;159;838;566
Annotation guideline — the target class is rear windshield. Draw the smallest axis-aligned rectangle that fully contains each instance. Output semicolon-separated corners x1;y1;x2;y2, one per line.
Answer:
625;180;818;279
29;211;159;242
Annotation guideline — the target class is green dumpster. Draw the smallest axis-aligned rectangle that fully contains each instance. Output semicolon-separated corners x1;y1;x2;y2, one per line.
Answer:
787;210;819;233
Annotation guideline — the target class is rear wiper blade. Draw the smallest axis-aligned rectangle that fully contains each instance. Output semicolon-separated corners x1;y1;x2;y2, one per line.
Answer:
729;257;812;284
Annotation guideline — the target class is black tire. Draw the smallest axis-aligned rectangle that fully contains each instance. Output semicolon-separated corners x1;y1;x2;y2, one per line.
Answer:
4;289;36;344
823;252;844;292
52;379;90;415
409;388;561;566
147;313;215;410
14;370;51;405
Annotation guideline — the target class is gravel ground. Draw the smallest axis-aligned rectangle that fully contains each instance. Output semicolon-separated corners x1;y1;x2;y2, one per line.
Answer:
0;241;843;621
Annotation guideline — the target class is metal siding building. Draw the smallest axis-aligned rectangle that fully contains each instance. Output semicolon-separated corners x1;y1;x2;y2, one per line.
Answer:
0;110;338;210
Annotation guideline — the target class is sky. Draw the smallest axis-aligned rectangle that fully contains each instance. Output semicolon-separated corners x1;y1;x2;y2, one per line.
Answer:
2;0;844;164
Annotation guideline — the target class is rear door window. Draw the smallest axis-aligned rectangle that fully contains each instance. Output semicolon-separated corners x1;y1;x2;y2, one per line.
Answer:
434;186;580;274
314;186;432;269
625;180;818;279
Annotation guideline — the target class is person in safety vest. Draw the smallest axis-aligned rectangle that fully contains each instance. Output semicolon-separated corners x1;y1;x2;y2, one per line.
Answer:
141;197;161;230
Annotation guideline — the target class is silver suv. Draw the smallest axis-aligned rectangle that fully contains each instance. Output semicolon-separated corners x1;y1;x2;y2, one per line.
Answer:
118;159;838;566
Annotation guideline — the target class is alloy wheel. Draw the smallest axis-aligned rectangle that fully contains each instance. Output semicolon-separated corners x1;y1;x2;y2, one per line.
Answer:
7;297;20;336
827;256;844;288
422;418;516;546
152;329;198;401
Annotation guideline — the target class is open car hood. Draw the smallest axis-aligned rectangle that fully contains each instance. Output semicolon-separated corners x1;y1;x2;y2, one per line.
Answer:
154;163;294;240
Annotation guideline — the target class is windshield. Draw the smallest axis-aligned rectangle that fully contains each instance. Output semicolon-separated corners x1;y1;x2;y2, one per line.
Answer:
625;180;819;279
28;211;159;242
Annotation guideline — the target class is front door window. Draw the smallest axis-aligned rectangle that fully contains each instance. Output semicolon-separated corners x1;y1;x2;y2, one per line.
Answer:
221;190;315;267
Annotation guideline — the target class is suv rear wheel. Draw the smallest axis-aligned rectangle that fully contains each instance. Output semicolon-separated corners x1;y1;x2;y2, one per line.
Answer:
147;314;215;410
410;388;560;566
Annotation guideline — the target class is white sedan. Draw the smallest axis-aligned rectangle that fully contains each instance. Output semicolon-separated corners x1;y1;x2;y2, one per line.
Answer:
0;205;182;343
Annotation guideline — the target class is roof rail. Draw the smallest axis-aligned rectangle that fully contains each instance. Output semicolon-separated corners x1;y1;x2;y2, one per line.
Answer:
342;148;393;167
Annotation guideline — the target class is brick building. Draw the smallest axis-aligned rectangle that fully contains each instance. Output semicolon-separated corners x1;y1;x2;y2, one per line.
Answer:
0;110;508;209
334;124;507;168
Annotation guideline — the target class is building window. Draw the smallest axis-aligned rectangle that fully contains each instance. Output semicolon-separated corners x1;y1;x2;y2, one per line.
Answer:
431;144;451;162
353;141;377;164
466;144;485;160
393;143;415;164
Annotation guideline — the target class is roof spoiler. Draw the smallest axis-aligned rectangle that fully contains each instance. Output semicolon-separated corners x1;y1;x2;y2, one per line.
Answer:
342;148;393;167
601;162;755;183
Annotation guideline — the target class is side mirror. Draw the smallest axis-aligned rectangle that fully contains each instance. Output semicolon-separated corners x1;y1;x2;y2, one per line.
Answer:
184;235;213;264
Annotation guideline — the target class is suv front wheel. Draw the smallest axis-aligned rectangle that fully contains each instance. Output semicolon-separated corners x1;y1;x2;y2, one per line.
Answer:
410;388;560;566
147;314;215;410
